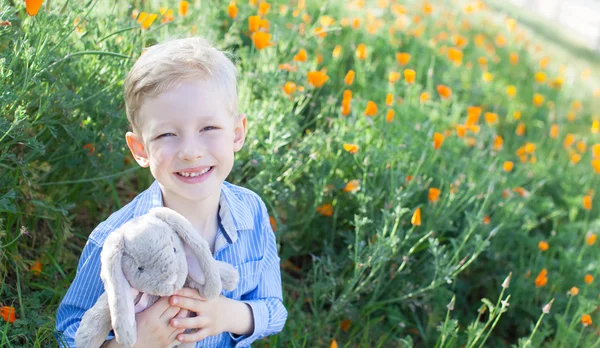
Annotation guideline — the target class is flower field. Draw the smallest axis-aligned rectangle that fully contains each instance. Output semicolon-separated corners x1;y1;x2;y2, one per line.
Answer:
1;0;600;346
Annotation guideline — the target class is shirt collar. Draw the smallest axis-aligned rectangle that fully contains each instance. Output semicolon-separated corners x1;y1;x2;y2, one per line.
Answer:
133;180;254;244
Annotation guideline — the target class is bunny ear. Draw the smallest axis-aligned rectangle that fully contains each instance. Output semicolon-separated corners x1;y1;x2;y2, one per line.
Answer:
149;207;222;298
100;230;137;346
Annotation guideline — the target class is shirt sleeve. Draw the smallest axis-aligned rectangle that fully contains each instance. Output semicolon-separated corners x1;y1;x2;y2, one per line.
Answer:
229;204;288;347
55;238;113;347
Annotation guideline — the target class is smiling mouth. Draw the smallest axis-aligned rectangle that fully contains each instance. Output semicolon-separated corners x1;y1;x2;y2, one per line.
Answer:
175;167;214;177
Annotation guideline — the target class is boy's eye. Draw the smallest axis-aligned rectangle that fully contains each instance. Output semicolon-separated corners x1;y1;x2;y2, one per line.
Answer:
202;126;217;131
157;133;175;139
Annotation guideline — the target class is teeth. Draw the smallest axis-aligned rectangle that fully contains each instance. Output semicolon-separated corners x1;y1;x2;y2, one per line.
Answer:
178;167;211;177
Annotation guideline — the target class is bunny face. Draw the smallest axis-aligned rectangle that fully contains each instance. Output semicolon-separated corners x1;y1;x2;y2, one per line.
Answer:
119;216;188;297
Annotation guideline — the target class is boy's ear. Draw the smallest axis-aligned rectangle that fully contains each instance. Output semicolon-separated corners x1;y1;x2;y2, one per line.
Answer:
125;132;150;168
233;113;247;152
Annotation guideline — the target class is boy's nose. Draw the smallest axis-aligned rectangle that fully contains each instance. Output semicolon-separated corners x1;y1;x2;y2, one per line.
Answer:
178;142;204;161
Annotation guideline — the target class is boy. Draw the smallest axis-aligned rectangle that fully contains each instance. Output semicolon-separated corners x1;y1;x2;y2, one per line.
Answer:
55;37;287;347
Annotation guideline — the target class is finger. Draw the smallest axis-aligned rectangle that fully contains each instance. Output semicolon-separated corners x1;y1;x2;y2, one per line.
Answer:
174;308;189;319
146;296;172;314
174;287;205;299
159;305;182;321
168;327;186;343
170;295;204;313
177;328;212;343
170;315;211;330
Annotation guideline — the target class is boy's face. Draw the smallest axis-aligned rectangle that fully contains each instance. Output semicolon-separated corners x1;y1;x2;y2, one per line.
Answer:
125;79;246;205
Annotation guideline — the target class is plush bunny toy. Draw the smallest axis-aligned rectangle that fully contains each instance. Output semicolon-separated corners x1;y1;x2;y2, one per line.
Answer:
75;207;239;348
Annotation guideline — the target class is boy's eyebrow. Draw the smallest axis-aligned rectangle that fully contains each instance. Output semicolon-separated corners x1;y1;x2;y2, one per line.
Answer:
149;116;222;132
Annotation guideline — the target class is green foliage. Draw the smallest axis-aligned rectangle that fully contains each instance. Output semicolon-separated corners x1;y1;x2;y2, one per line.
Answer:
1;0;599;347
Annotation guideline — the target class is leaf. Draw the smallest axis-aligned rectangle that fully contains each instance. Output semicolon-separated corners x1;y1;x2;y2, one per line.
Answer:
0;190;16;214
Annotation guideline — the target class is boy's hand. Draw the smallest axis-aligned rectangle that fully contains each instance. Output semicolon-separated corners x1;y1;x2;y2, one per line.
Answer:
168;288;254;343
131;296;189;348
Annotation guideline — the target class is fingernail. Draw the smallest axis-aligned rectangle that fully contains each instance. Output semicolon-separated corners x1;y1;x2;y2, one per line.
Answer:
171;319;179;327
171;297;178;305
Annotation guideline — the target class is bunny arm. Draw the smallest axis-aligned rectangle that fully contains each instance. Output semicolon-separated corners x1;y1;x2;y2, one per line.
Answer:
75;292;113;348
101;230;137;347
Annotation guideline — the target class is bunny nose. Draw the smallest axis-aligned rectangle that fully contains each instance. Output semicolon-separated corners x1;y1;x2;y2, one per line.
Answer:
165;273;177;285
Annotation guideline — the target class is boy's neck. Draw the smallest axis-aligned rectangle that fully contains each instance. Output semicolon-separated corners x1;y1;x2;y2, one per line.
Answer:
160;189;220;245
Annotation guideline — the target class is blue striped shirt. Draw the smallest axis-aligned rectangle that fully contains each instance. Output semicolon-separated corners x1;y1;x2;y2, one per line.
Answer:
55;180;287;347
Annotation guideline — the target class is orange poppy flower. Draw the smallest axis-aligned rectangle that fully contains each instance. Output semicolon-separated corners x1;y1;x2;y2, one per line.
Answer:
283;82;296;95
428;188;441;202
343;143;359;154
516;122;525;136
585;274;594;284
140;13;158;29
316;203;333;217
341;99;351;116
513;111;521;120
538;240;549;251
332;45;342;58
581;314;592;327
447;47;463;65
396;52;411;66
343;180;360;193
404;69;416;84
227;2;238;18
294;48;308;62
586;232;597;246
344;70;355;85
411;207;421;226
0;306;15;323
386;109;395;123
535;268;548;287
356;43;367;60
570;286;580;296
179;0;189;16
248;15;261;32
384;93;393;106
433;132;444;150
364;101;378;116
592;159;600;173
509;52;519;65
550;124;558;139
484;112;498;125
30;260;43;275
436;85;452;100
343;90;352;101
533;93;544;107
259;18;270;30
340;319;351;332
25;0;44;16
307;71;329;88
592;144;600;158
420;92;430;104
583;195;592;210
258;2;271;16
466;106;481;126
330;338;339;348
389;71;401;84
251;32;273;50
493;135;503;150
563;134;575;149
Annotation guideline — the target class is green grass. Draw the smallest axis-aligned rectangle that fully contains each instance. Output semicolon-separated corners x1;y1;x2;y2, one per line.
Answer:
1;0;600;346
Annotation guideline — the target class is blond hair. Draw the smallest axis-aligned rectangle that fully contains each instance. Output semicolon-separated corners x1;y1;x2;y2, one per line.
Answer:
124;37;238;134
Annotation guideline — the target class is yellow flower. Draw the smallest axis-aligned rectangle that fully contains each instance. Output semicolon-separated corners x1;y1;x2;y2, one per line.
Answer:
386;93;393;106
538;240;549;251
258;2;271;16
411;207;421;226
584;274;594;284
332;45;342;58
569;286;579;296
385;109;395;123
343;143;359;154
248;15;261;32
420;92;430;104
141;13;158;29
396;52;411;66
533;93;544;107
484;112;498;125
506;85;516;97
534;71;546;83
282;82;296;96
550;124;559;139
586;232;597;246
388;71;401;84
294;48;308;62
583;195;592;210
356;43;367;60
